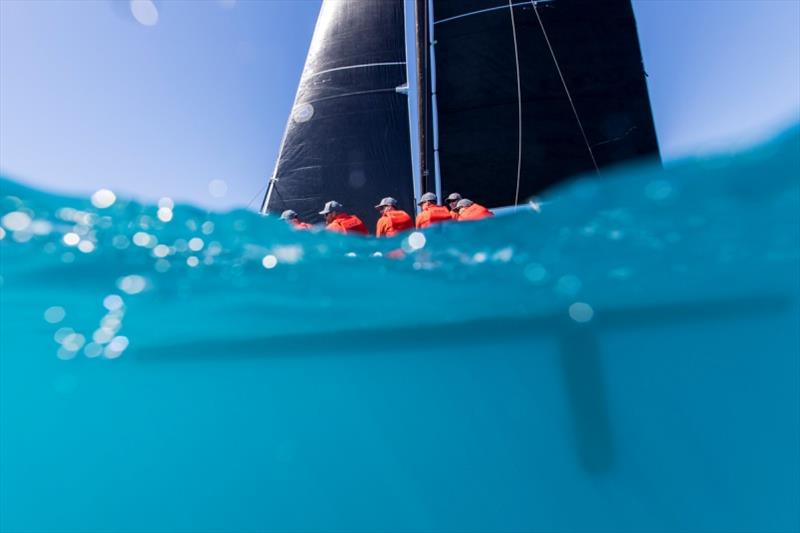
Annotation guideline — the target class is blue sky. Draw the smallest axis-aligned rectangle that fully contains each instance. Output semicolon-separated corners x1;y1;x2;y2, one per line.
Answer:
1;0;798;209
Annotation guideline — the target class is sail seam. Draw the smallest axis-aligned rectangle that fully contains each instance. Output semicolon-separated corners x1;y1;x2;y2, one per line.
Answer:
306;62;406;78
435;1;549;25
509;0;523;207
530;0;600;174
304;87;399;105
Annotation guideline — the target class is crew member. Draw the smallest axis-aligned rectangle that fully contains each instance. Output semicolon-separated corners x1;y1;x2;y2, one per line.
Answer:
319;200;369;235
374;197;413;238
280;209;312;230
453;199;494;222
445;192;462;220
415;192;453;229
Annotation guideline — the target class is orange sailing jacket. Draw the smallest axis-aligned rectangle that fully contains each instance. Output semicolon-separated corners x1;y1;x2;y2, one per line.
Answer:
415;205;452;229
457;203;494;222
326;213;369;235
289;219;312;230
376;209;414;237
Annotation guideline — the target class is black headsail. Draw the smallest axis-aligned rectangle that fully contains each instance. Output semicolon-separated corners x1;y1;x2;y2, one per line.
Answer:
427;0;660;208
260;0;414;228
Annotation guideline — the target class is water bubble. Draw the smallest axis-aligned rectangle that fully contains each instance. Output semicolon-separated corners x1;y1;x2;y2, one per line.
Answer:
104;336;129;358
472;252;487;263
272;245;303;264
154;259;170;273
158;197;174;209
345;252;357;258
407;232;426;251
54;327;75;343
645;180;674;201
103;294;124;311
153;244;170;258
201;221;215;235
61;333;86;352
0;227;5;240
117;274;147;295
261;254;277;269
12;230;32;243
84;343;103;358
133;232;156;248
208;180;228;198
57;347;78;361
30;220;53;235
607;229;624;241
91;188;116;209
130;0;159;26
157;207;173;222
77;240;95;254
112;235;130;249
2;211;31;231
188;237;204;252
186;256;200;267
555;275;582;296
524;263;548;284
44;306;66;324
569;302;594;323
93;327;115;344
61;252;75;263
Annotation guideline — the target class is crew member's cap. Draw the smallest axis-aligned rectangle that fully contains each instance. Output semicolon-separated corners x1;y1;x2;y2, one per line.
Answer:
417;192;438;205
280;209;298;220
319;200;343;215
374;197;398;209
454;199;474;211
445;192;462;203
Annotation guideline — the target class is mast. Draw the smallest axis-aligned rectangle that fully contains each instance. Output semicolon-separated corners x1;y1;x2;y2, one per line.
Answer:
427;0;443;202
414;0;429;198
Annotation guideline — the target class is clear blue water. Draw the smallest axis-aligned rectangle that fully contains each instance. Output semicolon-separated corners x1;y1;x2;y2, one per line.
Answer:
1;127;799;532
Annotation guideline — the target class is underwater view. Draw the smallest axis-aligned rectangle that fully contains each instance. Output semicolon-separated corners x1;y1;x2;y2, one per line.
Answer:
1;126;798;532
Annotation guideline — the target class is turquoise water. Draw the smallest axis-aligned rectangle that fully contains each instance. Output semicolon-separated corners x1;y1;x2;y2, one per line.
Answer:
1;128;799;532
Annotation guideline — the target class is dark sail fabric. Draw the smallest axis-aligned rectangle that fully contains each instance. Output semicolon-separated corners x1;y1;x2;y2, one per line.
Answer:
262;0;414;229
431;0;660;208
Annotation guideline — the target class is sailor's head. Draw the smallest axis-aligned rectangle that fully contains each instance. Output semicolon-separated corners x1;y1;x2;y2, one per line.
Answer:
374;196;398;214
280;209;299;221
417;192;438;209
319;200;343;223
453;198;474;212
445;192;462;210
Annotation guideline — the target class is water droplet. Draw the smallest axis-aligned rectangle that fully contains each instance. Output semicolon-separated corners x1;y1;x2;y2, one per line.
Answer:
188;237;204;252
569;302;594;323
407;232;426;251
129;0;159;26
90;188;116;209
524;263;547;284
261;254;277;269
103;294;124;311
1;211;31;231
117;275;147;295
44;306;66;324
157;207;173;222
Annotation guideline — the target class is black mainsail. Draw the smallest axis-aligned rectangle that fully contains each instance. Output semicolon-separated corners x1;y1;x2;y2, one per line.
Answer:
260;0;415;227
427;0;660;208
262;0;660;222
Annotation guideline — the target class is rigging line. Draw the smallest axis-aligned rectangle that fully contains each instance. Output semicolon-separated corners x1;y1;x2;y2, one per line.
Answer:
246;182;269;210
508;0;523;207
305;87;398;105
530;0;600;174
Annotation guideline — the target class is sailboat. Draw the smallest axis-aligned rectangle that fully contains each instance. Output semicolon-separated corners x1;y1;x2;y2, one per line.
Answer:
259;0;660;228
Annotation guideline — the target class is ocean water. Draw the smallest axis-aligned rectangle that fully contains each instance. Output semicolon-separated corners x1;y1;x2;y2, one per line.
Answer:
1;127;798;533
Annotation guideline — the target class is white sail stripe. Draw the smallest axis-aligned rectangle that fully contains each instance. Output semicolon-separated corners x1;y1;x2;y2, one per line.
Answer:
435;1;547;25
305;61;406;79
508;0;524;208
304;87;398;105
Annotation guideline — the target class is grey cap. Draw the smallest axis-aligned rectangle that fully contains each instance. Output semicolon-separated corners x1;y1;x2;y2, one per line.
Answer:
280;209;298;220
374;197;398;209
417;192;438;205
319;200;343;215
454;199;474;210
445;192;462;202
